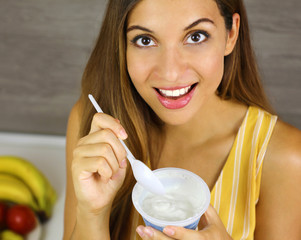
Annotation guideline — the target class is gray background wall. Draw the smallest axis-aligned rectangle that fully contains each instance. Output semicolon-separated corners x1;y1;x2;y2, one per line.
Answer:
0;0;300;136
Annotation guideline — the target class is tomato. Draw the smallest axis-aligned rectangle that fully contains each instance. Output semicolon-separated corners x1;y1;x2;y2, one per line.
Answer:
6;205;37;235
0;202;8;230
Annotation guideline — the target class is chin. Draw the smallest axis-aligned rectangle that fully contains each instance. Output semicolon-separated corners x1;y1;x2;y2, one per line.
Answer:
163;118;192;126
154;107;198;126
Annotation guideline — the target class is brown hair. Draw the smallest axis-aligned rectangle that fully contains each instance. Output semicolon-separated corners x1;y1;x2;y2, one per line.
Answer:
79;0;273;238
215;0;273;111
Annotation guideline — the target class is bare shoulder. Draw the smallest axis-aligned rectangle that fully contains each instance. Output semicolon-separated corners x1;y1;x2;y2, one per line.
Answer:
265;120;301;171
66;99;85;151
67;100;82;137
63;99;83;239
255;119;301;239
268;119;301;159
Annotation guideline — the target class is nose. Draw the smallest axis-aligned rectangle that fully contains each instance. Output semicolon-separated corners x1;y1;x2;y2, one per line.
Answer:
156;46;186;82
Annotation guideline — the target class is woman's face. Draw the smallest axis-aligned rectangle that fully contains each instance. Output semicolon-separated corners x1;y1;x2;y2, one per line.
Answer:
126;0;238;125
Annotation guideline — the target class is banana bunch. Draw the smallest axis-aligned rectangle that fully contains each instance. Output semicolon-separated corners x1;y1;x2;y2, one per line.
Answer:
1;230;24;240
0;155;57;221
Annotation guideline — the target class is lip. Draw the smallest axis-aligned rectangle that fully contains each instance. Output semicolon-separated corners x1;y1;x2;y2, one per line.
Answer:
154;83;197;109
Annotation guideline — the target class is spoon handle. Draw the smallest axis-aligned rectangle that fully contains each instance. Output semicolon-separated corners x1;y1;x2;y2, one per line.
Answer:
88;94;135;164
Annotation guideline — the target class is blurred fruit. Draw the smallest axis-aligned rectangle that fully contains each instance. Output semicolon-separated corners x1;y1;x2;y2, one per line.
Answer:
25;218;42;240
0;155;57;220
6;205;37;235
0;174;39;211
0;201;8;230
1;229;24;240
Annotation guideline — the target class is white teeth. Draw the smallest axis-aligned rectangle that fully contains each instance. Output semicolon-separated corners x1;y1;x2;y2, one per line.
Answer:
179;88;185;95
159;85;192;98
165;90;173;97
173;90;180;97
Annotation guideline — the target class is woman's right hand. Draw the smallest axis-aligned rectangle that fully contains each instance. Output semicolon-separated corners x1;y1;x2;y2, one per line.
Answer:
71;112;128;217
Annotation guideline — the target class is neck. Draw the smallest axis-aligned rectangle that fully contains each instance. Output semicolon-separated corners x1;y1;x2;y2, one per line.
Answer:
163;96;247;148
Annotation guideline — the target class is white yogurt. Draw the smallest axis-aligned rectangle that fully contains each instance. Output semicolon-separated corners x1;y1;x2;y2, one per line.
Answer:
142;191;199;221
132;168;210;229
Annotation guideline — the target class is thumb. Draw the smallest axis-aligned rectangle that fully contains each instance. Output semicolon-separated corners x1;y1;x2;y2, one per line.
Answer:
199;205;221;229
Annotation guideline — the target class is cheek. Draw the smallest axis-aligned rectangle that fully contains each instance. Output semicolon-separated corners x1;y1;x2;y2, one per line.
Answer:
193;48;225;89
126;51;137;82
126;51;152;102
126;50;152;86
205;55;224;82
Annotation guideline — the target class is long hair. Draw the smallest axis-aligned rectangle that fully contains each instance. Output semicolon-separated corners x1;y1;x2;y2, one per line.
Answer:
79;0;273;239
215;0;273;112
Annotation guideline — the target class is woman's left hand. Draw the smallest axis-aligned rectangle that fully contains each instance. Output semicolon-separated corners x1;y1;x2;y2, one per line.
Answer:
136;205;232;240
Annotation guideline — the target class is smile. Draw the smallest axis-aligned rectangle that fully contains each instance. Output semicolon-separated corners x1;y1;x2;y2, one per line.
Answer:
158;86;191;98
156;83;197;99
154;83;198;109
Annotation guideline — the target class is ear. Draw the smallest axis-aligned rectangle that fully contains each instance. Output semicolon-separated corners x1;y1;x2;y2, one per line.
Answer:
224;13;240;56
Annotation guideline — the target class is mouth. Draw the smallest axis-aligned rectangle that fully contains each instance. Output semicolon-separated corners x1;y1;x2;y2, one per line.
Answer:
154;83;198;109
155;83;198;100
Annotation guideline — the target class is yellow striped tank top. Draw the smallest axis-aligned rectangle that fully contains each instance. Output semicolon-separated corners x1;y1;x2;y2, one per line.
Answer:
130;106;277;240
211;106;277;239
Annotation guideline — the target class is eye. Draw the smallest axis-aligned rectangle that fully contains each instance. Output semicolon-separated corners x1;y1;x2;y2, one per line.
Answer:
132;35;156;47
186;31;208;44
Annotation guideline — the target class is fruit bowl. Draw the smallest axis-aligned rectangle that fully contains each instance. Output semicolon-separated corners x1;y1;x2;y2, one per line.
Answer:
0;132;66;240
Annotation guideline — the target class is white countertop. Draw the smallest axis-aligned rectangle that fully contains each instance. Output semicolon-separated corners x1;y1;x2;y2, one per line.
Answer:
0;132;66;240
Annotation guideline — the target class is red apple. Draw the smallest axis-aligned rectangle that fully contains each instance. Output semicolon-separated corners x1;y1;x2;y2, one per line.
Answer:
6;205;37;235
0;202;8;230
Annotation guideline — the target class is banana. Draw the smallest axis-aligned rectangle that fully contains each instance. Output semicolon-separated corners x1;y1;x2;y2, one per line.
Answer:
1;230;24;240
0;173;39;211
0;155;57;219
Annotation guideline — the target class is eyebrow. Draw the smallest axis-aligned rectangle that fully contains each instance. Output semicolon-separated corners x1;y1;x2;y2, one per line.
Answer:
184;18;215;31
126;17;215;33
127;25;153;33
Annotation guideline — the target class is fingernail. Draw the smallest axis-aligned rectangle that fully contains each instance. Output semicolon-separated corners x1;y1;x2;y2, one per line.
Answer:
136;226;145;237
119;129;128;139
120;159;127;168
144;227;154;237
163;227;175;236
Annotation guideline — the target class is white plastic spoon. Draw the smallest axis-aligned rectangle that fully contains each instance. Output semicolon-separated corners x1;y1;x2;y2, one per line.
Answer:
88;94;165;195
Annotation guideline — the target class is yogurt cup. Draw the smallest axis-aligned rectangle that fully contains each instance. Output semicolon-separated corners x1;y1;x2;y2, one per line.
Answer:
132;167;210;231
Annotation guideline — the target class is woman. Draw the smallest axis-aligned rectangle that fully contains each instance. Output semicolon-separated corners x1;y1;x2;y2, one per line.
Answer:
64;0;301;239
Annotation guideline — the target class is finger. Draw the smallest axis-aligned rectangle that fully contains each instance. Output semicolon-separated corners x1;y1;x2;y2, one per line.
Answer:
72;156;113;183
78;129;127;167
75;142;123;173
79;127;125;146
203;204;223;226
163;205;225;239
163;226;204;240
136;226;174;240
89;113;128;139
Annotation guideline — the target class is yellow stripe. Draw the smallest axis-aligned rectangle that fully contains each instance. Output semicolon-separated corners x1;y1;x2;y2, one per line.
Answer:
256;115;278;177
227;110;249;234
214;171;223;214
255;115;277;204
217;171;223;214
241;109;264;239
213;180;218;209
